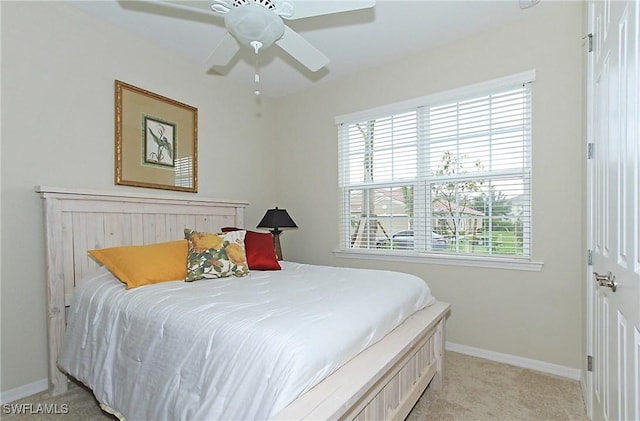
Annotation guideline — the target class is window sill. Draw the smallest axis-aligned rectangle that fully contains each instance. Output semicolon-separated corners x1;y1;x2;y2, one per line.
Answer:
332;249;544;272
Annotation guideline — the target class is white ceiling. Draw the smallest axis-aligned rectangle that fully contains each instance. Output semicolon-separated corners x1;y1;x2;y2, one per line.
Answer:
68;0;544;98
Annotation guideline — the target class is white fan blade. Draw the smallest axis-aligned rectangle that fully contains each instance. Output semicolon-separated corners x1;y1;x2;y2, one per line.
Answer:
160;1;215;14
275;25;329;72
282;0;375;20
206;32;240;69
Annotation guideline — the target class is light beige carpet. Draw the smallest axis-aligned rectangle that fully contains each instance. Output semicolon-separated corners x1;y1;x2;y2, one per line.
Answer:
408;351;588;420
3;351;587;420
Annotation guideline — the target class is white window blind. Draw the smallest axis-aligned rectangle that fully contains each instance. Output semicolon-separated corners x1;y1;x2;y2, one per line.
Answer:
174;156;193;188
337;72;533;259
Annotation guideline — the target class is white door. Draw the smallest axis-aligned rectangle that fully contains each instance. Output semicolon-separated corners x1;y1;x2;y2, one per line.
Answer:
587;1;640;420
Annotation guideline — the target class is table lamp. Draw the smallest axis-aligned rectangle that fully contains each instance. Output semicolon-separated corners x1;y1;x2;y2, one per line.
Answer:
257;207;297;260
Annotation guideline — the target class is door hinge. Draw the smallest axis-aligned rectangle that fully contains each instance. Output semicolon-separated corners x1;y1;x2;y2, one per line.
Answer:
587;355;593;372
588;142;595;159
586;33;593;53
587;249;593;266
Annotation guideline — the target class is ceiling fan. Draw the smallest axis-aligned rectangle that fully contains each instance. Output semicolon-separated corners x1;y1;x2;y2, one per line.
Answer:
161;0;376;73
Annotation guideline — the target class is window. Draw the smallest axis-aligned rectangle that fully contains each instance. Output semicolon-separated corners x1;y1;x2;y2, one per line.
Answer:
336;71;534;262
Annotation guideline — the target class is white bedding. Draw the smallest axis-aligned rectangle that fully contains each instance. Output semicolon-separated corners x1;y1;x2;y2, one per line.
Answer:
58;262;435;420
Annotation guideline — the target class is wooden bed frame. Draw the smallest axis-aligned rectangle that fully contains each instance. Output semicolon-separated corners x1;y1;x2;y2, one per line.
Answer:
36;186;450;420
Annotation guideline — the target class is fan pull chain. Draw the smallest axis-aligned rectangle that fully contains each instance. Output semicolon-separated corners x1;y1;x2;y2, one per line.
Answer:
254;55;261;96
250;41;263;96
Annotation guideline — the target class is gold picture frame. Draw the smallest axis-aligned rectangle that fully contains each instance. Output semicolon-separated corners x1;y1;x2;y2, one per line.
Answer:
115;80;198;192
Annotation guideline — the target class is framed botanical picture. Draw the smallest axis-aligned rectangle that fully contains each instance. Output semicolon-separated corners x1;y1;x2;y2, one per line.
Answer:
115;80;198;192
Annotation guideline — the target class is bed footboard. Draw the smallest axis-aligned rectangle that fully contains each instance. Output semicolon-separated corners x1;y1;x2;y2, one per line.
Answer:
272;301;450;421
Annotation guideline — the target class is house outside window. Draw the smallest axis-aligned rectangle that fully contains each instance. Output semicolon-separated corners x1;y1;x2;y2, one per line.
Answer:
336;71;535;263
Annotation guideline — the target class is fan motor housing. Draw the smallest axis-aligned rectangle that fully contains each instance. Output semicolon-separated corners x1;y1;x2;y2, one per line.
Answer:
232;0;277;10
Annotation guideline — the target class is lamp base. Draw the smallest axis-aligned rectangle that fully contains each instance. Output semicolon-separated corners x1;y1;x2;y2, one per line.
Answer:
271;229;283;260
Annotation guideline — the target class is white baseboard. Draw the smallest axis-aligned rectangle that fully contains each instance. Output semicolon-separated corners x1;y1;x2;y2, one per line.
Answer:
0;378;48;405
446;342;582;381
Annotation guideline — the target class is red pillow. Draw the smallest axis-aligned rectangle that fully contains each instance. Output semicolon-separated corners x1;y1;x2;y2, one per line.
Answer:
221;227;281;270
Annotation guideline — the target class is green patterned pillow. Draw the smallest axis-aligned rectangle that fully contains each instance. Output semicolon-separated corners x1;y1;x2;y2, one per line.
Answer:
184;228;249;282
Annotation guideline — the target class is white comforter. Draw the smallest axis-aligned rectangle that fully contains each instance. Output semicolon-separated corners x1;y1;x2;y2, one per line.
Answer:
58;262;435;420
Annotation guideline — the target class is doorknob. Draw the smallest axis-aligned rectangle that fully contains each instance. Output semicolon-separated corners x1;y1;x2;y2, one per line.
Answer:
593;271;617;292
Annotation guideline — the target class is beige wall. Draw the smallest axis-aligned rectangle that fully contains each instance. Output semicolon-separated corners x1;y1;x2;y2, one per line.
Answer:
0;1;278;392
1;0;585;395
273;1;585;369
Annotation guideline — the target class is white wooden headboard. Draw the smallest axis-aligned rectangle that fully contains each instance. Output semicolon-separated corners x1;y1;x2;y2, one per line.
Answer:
35;186;248;395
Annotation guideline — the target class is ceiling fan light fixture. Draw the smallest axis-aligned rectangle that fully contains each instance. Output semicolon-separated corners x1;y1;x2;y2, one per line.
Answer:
225;3;285;49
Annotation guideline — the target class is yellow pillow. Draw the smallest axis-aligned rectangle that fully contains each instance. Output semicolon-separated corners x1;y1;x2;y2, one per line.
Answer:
89;240;188;289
